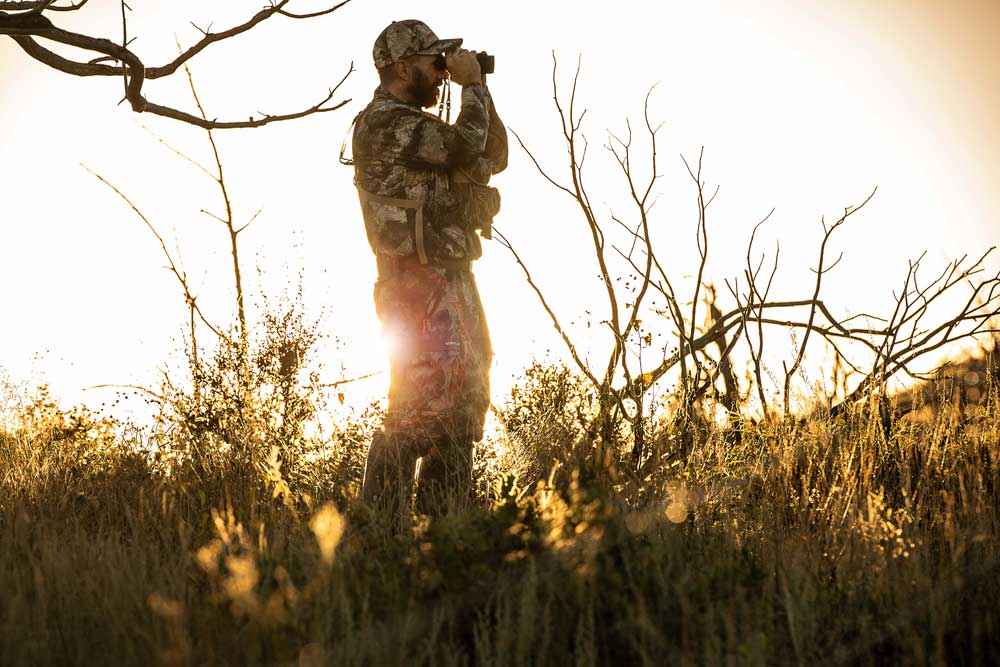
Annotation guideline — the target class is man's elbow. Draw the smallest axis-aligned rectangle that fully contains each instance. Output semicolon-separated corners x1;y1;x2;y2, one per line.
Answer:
452;139;489;167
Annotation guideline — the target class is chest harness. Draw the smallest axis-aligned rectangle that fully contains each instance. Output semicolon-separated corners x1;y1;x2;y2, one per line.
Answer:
340;84;487;271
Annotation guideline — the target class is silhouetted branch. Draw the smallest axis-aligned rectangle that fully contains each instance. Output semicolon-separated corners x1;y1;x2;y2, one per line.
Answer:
0;0;89;12
0;1;354;129
511;54;1000;466
782;189;878;416
494;228;602;393
277;0;353;20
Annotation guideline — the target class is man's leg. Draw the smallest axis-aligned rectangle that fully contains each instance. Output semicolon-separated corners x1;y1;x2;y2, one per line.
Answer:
361;430;418;528
413;271;492;516
414;431;474;517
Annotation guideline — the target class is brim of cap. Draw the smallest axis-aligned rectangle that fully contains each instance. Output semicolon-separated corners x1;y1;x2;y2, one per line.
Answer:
414;37;463;55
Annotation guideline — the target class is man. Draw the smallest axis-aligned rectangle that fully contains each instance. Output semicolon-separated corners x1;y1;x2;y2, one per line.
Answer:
351;19;507;522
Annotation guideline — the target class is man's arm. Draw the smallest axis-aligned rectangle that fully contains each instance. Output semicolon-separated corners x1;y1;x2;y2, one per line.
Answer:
361;83;489;171
435;83;492;166
398;49;492;169
483;90;508;175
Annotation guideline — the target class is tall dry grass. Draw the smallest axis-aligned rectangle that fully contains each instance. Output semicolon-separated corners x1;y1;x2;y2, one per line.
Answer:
1;351;998;665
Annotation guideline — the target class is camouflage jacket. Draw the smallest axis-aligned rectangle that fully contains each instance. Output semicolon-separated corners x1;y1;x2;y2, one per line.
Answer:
352;83;508;263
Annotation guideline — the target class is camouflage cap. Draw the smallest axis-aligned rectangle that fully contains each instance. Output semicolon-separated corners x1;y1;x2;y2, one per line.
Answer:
373;19;463;69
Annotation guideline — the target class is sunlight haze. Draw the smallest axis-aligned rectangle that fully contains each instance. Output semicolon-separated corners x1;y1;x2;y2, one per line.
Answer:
1;0;998;417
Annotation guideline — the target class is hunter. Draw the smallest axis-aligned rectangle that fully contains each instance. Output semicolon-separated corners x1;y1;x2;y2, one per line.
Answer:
350;19;508;522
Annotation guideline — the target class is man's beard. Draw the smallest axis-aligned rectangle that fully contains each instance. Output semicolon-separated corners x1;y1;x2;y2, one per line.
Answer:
406;67;440;108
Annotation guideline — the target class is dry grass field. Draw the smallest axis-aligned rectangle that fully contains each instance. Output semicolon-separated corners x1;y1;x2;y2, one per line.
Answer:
1;344;997;666
3;4;1000;665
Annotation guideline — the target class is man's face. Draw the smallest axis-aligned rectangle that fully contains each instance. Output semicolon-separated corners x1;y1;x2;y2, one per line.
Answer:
403;54;448;108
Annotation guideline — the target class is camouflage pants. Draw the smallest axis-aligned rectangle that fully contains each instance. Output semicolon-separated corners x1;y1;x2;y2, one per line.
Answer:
361;259;491;520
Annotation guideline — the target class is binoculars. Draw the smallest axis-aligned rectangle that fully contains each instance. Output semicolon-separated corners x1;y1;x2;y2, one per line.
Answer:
434;51;495;75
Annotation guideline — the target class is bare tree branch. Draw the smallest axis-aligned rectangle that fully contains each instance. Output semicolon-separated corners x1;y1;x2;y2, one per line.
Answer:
276;0;353;20
511;53;1000;466
494;228;603;393
139;124;216;181
81;164;232;346
782;190;877;416
1;1;354;129
0;0;89;13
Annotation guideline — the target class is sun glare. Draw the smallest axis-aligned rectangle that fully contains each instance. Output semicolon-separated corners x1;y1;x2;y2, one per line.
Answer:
0;0;997;418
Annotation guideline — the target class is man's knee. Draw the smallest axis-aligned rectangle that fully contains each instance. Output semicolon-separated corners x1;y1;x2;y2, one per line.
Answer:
361;431;417;504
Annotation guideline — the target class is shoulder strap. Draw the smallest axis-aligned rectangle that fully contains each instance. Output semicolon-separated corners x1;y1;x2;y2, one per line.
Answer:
339;111;364;166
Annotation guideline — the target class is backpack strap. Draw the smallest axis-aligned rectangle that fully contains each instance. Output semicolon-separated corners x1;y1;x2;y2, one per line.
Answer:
451;167;489;187
339;111;363;166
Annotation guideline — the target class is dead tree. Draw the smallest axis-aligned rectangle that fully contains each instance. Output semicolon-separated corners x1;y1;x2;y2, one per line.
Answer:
505;55;1000;468
0;0;354;129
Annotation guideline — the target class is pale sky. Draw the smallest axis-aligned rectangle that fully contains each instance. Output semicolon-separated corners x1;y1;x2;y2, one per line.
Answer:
1;0;998;417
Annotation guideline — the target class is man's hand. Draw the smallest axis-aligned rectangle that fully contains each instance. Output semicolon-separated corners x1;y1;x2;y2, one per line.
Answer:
445;48;482;86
